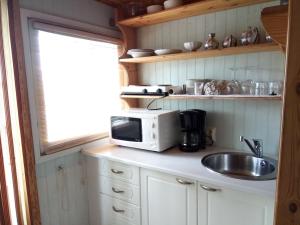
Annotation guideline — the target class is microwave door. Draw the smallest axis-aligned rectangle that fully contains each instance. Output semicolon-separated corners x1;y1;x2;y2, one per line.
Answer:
111;117;142;142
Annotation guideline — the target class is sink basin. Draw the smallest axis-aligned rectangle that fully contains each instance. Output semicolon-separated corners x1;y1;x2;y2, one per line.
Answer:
201;152;277;180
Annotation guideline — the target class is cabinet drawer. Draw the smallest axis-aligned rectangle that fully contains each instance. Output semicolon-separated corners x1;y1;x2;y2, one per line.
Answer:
89;192;141;225
87;157;140;185
89;175;140;205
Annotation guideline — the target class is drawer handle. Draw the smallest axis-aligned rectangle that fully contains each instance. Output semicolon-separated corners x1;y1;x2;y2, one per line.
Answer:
111;169;124;174
176;178;194;185
112;206;125;213
112;187;125;194
200;184;221;192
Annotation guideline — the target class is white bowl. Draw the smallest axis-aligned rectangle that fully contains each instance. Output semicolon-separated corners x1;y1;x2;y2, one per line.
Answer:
164;0;183;9
184;41;202;51
147;5;163;14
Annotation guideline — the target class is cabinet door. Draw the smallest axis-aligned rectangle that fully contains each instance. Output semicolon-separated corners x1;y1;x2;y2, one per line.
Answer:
198;183;274;225
141;169;197;225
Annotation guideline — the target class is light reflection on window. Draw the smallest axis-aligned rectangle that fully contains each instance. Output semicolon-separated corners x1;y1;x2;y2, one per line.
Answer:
37;31;120;142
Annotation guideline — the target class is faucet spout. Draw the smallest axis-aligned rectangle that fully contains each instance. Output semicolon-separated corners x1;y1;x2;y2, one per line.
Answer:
240;136;263;158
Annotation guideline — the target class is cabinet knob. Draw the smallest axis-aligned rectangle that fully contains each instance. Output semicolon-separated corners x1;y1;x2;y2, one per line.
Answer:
176;178;194;185
200;184;221;192
112;206;125;213
112;187;125;194
111;168;124;174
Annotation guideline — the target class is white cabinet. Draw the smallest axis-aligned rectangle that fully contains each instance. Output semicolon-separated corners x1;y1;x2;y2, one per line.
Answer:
140;169;197;225
86;157;275;225
198;183;274;225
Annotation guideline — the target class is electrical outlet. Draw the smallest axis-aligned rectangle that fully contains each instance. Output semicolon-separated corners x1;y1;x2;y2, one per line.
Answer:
207;127;217;143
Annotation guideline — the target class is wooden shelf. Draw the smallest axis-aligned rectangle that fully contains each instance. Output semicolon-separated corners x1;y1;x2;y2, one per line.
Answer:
119;43;281;64
261;5;288;48
121;94;282;100
117;0;274;27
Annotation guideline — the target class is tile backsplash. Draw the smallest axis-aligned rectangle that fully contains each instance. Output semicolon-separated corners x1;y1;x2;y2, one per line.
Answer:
136;1;284;158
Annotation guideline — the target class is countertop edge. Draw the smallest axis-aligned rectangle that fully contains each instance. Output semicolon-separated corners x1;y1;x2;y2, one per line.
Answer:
82;145;276;198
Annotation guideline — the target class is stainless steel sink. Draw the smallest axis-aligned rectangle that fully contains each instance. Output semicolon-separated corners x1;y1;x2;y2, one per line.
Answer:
202;152;277;180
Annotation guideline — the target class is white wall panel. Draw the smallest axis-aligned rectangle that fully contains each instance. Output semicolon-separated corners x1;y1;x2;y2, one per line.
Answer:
137;1;284;157
36;152;89;225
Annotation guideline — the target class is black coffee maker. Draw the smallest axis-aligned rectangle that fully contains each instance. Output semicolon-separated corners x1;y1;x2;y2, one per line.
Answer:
179;109;206;152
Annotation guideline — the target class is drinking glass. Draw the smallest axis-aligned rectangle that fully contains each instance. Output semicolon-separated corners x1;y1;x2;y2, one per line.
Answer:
241;80;255;95
268;81;283;95
255;81;268;95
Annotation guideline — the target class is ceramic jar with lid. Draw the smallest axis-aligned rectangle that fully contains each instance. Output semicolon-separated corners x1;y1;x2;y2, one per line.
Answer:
280;0;288;5
222;35;238;48
204;33;219;50
124;2;146;18
240;26;260;45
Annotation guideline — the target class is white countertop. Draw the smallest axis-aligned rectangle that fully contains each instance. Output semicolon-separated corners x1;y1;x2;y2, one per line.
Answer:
82;144;276;197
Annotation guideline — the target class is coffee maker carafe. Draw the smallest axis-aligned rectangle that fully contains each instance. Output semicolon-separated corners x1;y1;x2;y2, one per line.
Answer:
179;109;206;152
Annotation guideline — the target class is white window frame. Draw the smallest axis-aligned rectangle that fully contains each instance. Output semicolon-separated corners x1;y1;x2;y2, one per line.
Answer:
20;9;122;163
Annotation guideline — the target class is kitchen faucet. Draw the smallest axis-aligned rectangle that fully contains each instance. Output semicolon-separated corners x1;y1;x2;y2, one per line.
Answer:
239;136;263;158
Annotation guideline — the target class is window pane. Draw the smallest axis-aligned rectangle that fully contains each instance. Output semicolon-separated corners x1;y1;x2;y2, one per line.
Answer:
37;31;120;143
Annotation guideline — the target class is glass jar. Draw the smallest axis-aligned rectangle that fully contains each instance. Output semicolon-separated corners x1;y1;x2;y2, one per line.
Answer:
204;33;219;50
255;81;268;95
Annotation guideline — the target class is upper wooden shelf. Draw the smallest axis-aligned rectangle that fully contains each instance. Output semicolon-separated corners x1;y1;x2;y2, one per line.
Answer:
117;0;274;27
97;0;197;7
121;94;282;100
261;5;288;48
119;43;280;64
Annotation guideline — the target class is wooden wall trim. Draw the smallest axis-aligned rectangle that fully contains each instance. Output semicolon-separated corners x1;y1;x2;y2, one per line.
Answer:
0;1;23;224
115;8;139;108
0;139;11;225
6;0;41;224
275;0;300;224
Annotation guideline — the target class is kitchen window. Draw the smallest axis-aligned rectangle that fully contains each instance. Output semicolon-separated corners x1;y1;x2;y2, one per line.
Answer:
28;20;121;155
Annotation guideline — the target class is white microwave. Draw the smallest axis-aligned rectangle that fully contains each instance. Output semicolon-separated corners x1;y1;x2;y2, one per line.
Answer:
110;109;179;152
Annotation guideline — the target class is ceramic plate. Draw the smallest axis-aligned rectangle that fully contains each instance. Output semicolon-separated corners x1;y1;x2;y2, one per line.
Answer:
154;49;182;55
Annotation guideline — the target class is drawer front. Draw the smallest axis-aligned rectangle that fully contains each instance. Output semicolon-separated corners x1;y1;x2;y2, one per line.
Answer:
89;175;140;205
89;192;141;225
87;157;140;185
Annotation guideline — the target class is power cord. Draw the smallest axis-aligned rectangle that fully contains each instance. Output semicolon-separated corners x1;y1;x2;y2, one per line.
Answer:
146;96;167;110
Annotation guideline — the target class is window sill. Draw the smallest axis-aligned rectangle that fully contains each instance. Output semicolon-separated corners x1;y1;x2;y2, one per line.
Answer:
36;135;110;164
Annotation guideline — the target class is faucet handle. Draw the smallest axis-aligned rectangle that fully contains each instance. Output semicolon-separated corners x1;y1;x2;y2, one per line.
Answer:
239;136;245;142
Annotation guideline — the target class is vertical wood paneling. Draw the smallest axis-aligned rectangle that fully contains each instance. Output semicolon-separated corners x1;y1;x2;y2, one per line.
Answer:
138;1;283;157
36;152;89;225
